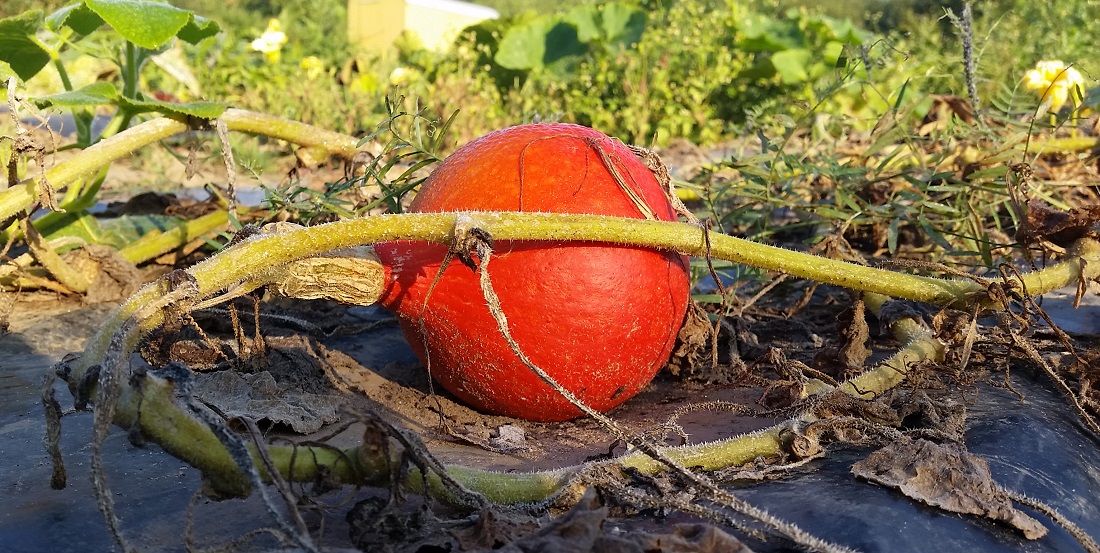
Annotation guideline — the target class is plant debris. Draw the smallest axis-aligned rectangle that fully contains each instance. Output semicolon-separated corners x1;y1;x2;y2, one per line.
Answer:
492;489;755;553
192;369;344;433
851;436;1047;539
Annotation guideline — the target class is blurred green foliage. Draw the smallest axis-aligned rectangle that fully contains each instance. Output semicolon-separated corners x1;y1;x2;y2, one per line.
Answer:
4;0;1097;147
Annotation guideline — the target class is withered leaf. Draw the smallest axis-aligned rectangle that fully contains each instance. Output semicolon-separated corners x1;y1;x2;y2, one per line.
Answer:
851;437;1047;539
452;507;538;551
1019;199;1100;248
490;489;754;553
667;302;712;377
192;370;343;433
813;299;872;377
918;94;977;136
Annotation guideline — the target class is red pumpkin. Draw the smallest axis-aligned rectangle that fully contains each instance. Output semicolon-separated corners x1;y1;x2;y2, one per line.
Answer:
374;123;690;421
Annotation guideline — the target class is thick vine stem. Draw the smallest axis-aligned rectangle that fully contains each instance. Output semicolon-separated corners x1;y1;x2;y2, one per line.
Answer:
103;364;792;503
0;110;363;226
55;212;1100;504
67;212;1100;395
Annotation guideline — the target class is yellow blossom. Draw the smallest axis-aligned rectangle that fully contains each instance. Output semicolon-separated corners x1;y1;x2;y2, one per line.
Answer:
251;19;287;63
1024;60;1084;112
389;66;413;86
300;56;325;79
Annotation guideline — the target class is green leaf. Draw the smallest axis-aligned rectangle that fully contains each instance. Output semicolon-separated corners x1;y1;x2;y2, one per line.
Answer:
43;212;187;249
40;211;104;248
599;2;645;46
176;14;219;44
563;2;645;47
917;217;954;251
543;22;586;67
0;11;51;81
85;0;192;49
825;17;871;44
495;16;585;72
564;6;600;43
739;16;804;52
822;40;845;66
887;217;900;254
45;3;104;35
496;16;555;70
1084;84;1100;109
923;201;958;215
99;214;187;247
33;81;118;109
117;94;227;118
771;49;812;84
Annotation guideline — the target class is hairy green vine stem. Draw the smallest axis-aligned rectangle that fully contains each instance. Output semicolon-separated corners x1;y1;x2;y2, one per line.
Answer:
55;212;1100;505
0;110;363;225
69;212;1100;392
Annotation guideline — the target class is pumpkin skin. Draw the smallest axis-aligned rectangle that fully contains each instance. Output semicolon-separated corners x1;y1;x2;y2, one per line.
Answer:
374;123;690;421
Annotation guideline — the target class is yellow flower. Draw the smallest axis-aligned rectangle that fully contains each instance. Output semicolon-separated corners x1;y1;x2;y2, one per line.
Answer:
251;19;288;63
1024;60;1084;112
389;66;413;86
300;56;324;79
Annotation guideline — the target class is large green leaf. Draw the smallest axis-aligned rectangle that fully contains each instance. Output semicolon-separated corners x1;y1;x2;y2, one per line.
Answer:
496;16;586;71
598;3;645;47
42;211;187;249
176;14;220;44
0;11;51;81
565;6;600;43
118;94;227;119
33;81;118;109
495;16;556;70
542;22;585;66
45;3;104;35
739;16;805;52
84;0;192;49
45;2;217;45
564;3;645;48
771;48;812;84
821;16;870;45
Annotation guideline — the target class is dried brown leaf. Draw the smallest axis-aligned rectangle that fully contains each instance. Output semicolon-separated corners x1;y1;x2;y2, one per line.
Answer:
192;370;344;433
851;437;1047;539
491;489;755;553
1019;199;1100;249
813;299;872;377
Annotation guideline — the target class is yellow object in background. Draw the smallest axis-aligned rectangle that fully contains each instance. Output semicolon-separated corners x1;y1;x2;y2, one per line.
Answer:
347;0;499;52
251;19;288;63
1023;60;1084;112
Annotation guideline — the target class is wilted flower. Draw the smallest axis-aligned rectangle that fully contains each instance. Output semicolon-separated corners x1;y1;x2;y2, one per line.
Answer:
300;56;324;79
1024;60;1084;112
251;19;287;63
